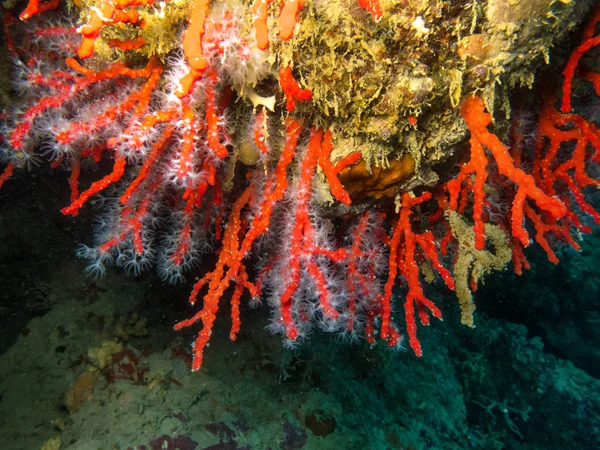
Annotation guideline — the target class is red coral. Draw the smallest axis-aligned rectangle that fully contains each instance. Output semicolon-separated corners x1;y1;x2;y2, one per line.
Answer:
2;1;600;371
450;95;567;250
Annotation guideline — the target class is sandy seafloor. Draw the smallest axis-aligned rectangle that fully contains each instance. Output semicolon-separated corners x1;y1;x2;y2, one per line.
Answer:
1;167;600;450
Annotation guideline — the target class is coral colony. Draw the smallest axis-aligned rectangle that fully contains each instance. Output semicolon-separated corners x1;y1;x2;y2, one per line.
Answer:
1;0;600;371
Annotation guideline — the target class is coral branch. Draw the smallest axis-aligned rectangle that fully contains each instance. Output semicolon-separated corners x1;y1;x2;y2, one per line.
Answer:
383;192;451;355
76;0;143;59
279;66;312;112
561;5;600;113
357;0;383;22
61;157;127;216
279;0;304;40
19;0;60;21
454;95;567;249
174;120;302;370
277;128;347;339
178;0;211;97
252;0;273;50
174;186;253;371
318;130;359;205
0;163;15;189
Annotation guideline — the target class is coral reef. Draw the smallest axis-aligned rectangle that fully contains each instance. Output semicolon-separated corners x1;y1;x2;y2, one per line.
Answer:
0;0;599;371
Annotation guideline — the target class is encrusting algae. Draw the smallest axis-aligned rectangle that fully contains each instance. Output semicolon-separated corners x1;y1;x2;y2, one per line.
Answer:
3;0;587;198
